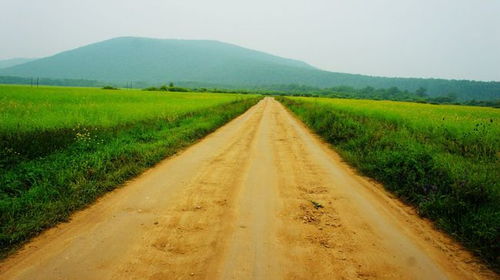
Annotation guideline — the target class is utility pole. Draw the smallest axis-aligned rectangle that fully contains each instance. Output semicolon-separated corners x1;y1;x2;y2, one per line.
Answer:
30;77;33;87
36;77;39;88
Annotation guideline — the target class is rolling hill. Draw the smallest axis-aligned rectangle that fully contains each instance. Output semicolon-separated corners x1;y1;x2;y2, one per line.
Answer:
1;37;499;100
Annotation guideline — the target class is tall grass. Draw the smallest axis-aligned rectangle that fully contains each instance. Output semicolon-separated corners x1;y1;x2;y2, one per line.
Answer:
0;85;261;257
279;97;499;266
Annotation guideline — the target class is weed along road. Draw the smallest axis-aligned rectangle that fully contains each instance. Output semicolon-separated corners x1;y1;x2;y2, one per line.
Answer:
0;97;494;280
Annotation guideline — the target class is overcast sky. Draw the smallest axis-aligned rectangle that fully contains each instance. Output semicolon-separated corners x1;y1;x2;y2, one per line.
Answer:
1;0;499;81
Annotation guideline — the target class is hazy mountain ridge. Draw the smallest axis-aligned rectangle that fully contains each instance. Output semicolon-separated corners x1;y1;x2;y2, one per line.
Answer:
1;37;499;100
0;58;37;69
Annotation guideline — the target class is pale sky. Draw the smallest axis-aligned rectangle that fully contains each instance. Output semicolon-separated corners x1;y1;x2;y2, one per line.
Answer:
1;0;499;81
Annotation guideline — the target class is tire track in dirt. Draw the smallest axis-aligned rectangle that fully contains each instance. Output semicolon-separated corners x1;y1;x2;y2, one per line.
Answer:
109;97;267;279
0;97;496;280
271;100;441;279
216;98;282;279
270;100;494;280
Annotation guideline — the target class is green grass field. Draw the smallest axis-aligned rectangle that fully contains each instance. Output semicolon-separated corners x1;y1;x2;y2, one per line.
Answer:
0;85;251;131
0;84;260;257
279;96;500;265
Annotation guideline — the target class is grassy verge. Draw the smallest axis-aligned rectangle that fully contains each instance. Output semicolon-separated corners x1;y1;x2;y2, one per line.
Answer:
0;89;261;257
278;97;499;267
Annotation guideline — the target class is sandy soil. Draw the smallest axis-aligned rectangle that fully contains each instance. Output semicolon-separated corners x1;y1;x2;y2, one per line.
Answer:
0;97;496;280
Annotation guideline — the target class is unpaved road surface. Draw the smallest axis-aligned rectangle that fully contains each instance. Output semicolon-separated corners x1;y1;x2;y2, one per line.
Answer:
0;97;496;280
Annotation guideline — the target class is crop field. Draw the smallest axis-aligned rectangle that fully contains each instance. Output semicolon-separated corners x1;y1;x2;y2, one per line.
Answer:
279;96;499;264
0;85;253;131
0;84;260;256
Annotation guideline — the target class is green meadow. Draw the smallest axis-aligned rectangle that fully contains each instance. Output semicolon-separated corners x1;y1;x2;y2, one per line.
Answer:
279;96;499;264
0;85;251;131
0;84;260;257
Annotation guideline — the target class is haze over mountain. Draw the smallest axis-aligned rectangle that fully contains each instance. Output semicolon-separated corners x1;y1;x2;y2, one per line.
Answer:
1;37;499;100
0;58;37;69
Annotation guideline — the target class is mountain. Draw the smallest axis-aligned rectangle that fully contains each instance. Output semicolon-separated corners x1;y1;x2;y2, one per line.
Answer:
1;37;498;100
0;37;314;83
0;58;37;69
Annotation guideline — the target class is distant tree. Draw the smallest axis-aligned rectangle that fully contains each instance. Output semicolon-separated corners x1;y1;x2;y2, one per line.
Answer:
168;86;189;92
385;87;401;98
416;87;427;97
430;93;458;103
361;86;374;94
169;82;174;87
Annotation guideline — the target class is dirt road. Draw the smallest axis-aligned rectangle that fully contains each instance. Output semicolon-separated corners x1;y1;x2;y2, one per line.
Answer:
0;97;495;279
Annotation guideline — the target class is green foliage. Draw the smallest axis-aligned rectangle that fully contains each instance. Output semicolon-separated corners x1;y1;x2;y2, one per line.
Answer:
416;87;428;97
0;84;261;257
102;85;118;90
169;86;188;92
144;86;158;91
255;84;499;105
0;37;498;100
279;97;499;266
143;85;189;92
